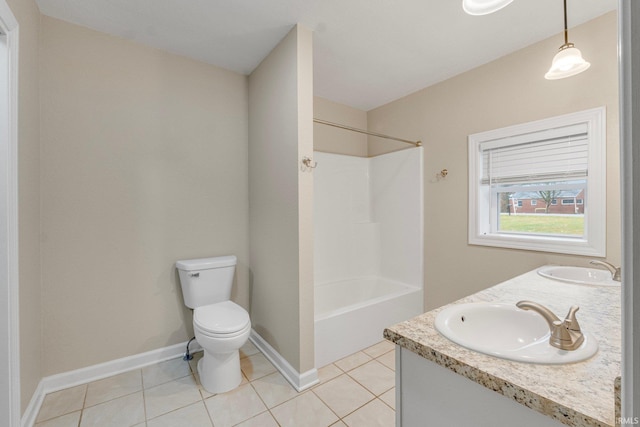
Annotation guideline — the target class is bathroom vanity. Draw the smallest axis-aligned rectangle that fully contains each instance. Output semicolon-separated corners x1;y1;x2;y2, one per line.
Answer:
384;268;621;427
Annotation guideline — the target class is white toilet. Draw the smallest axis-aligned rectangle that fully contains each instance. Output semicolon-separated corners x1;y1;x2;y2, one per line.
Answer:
176;255;251;394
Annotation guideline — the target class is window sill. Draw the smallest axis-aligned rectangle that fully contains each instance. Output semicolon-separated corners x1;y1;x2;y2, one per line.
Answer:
468;233;605;257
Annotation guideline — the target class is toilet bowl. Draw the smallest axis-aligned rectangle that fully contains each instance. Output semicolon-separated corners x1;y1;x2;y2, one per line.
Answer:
193;301;251;393
176;256;251;394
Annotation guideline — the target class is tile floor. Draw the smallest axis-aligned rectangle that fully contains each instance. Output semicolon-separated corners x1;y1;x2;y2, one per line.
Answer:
34;340;397;427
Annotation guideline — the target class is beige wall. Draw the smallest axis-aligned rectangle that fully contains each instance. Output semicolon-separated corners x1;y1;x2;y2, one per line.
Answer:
39;16;249;375
314;97;367;157
6;0;43;413
249;25;315;373
297;27;315;373
368;12;620;310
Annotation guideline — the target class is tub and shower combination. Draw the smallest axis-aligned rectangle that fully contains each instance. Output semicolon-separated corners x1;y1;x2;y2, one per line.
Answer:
314;148;424;367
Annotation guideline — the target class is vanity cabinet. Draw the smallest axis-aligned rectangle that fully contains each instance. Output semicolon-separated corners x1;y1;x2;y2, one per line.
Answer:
385;268;621;427
396;347;564;427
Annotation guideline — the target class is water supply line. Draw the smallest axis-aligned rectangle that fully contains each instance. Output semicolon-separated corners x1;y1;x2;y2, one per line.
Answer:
183;337;196;361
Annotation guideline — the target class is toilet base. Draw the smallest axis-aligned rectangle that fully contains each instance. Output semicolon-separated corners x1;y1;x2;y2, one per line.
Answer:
198;350;242;394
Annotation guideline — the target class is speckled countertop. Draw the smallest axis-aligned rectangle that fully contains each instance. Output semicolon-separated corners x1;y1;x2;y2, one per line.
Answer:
384;267;621;427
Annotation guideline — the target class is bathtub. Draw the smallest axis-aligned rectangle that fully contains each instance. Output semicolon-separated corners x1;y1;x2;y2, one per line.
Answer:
314;276;423;368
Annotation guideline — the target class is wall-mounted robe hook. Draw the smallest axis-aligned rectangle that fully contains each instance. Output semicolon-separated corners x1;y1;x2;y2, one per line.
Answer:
302;156;318;169
430;168;449;184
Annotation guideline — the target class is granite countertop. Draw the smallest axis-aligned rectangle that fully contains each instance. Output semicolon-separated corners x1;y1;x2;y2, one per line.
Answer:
384;267;621;427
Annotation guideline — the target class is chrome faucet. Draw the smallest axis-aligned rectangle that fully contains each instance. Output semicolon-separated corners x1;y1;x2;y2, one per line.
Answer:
516;301;585;351
589;260;621;281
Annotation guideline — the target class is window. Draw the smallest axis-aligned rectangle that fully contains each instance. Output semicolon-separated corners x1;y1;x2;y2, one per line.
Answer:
468;107;606;256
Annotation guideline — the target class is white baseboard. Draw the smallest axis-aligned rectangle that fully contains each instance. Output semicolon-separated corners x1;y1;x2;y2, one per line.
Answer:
21;339;202;427
19;332;317;427
249;329;318;392
20;381;44;427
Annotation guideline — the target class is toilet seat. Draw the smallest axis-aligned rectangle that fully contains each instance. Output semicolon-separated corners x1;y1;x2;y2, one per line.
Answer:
194;301;250;336
195;321;251;339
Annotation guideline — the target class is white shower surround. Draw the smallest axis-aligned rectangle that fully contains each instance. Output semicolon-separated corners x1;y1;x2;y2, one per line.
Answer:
314;148;424;367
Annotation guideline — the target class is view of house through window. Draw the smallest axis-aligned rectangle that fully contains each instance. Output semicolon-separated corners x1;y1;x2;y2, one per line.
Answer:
468;107;606;256
496;181;586;237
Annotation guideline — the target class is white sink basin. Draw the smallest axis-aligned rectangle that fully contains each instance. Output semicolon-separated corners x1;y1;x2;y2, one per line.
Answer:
434;303;598;364
537;266;619;286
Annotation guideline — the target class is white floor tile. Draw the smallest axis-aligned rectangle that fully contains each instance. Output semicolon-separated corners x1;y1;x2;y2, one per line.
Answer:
144;375;201;419
347;360;395;396
239;340;260;359
36;385;87;423
312;374;374;418
35;340;398;427
342;398;395;427
204;383;267;427
271;392;338;427
251;371;299;408
191;369;214;400
376;350;395;371
240;353;277;381
146;401;213;427
363;341;394;359
379;388;395;410
234;411;279;427
142;357;192;389
34;411;81;427
85;370;142;407
316;364;342;385
80;392;145;427
187;351;203;375
334;352;372;372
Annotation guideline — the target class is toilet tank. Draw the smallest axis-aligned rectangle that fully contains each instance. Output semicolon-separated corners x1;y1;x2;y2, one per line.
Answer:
176;255;237;309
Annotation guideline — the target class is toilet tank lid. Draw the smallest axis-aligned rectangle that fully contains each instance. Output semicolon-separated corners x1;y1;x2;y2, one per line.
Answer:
176;255;237;271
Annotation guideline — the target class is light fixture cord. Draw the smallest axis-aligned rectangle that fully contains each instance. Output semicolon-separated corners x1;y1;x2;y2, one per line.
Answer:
563;0;569;46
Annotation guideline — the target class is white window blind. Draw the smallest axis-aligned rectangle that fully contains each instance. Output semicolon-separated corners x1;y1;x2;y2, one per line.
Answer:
468;106;606;256
480;123;589;185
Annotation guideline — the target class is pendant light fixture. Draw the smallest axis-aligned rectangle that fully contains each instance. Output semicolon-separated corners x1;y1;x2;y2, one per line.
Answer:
462;0;514;15
544;0;590;80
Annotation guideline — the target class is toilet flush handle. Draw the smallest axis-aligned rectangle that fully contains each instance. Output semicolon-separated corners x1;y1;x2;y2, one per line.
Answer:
188;272;200;278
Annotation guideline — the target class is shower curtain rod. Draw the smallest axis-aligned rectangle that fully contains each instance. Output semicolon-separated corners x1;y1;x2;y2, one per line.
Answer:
313;118;422;147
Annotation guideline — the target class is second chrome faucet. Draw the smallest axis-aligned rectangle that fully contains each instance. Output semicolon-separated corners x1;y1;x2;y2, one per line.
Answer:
516;301;585;351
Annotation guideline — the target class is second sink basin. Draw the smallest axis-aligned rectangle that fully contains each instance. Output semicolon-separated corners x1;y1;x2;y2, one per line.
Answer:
434;302;598;364
537;265;618;286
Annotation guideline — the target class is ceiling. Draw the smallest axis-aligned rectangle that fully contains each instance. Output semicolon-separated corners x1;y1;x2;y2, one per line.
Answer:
35;0;617;111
